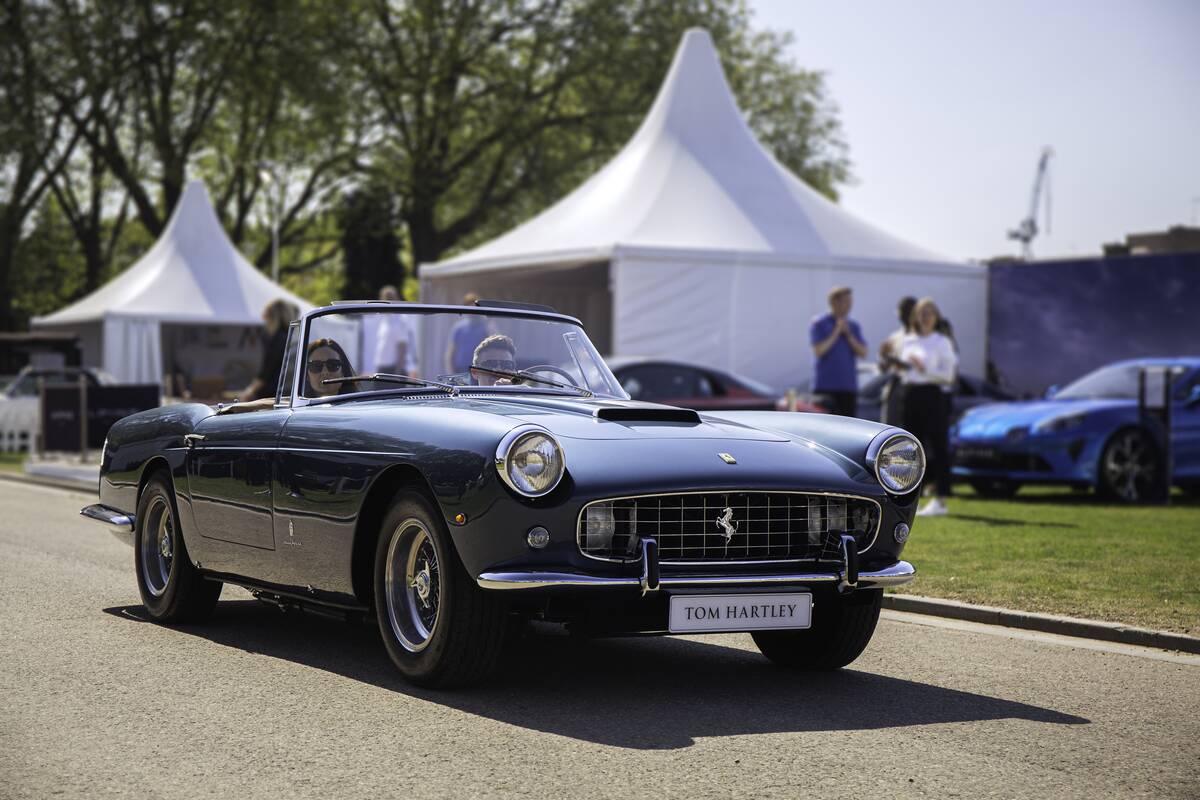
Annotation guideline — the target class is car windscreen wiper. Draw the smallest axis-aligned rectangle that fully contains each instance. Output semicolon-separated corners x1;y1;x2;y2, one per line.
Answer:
468;366;593;397
322;373;459;395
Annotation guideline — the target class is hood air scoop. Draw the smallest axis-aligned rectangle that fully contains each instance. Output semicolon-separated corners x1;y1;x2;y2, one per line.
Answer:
594;407;701;424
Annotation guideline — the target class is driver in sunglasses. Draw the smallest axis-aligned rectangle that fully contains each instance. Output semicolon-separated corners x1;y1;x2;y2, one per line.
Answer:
469;334;518;387
305;338;358;397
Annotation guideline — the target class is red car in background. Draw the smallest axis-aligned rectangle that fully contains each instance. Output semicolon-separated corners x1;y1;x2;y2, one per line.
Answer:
606;357;825;413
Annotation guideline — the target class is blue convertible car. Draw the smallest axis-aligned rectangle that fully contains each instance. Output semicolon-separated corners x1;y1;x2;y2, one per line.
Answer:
952;357;1200;501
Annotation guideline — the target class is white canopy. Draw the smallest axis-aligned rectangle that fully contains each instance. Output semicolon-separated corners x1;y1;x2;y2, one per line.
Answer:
33;180;311;385
423;28;986;392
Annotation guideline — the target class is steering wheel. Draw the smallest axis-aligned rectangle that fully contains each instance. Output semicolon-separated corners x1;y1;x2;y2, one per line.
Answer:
521;364;577;385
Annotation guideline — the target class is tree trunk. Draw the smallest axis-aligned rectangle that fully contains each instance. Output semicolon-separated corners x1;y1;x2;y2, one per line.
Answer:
405;205;443;280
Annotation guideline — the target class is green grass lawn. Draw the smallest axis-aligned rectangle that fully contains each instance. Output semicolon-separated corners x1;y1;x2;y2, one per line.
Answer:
892;486;1200;636
0;453;25;473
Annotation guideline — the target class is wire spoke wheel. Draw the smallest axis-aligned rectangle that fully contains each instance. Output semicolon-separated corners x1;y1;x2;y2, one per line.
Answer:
1102;430;1157;502
384;518;442;653
140;496;174;597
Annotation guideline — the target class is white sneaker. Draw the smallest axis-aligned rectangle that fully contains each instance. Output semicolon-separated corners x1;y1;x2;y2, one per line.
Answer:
917;498;948;517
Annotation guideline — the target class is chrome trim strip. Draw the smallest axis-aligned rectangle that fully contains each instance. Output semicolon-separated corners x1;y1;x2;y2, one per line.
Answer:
576;489;883;563
495;424;565;498
177;446;415;457
476;560;916;591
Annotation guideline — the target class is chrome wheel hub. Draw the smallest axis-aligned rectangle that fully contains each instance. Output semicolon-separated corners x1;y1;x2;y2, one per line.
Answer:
384;519;441;653
140;496;174;598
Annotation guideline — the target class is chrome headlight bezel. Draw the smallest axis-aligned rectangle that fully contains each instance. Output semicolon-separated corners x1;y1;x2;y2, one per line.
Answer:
495;425;566;498
866;430;926;495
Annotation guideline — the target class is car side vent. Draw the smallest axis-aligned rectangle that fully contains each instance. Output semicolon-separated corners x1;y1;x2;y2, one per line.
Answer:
594;407;701;424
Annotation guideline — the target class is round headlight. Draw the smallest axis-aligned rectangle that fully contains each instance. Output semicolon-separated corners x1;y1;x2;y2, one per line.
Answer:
495;427;565;497
873;433;926;494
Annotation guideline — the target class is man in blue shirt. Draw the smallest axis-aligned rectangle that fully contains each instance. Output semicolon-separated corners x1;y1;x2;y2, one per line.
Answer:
445;293;492;373
809;286;867;417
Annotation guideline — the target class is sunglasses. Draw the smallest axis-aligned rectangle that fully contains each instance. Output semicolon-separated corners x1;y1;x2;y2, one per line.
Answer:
307;358;343;374
474;359;516;372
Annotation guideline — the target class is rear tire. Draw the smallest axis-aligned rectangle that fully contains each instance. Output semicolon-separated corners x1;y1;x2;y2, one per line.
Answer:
968;478;1022;499
752;589;882;670
134;473;221;622
373;491;508;688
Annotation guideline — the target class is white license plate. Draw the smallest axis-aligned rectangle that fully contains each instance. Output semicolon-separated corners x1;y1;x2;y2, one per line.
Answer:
668;593;812;633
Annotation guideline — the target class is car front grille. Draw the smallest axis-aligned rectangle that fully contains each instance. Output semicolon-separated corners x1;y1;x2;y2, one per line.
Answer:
577;492;880;564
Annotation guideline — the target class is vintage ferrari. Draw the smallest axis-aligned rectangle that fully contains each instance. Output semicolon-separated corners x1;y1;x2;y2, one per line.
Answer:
82;301;925;687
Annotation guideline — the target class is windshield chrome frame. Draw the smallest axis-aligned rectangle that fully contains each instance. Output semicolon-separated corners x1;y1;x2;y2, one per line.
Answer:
286;303;619;408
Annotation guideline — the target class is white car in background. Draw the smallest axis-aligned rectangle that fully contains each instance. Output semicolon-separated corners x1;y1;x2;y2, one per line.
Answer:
0;367;114;453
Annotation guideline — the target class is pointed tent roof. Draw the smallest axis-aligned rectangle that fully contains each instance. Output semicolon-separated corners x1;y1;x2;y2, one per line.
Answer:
427;28;955;276
34;180;311;327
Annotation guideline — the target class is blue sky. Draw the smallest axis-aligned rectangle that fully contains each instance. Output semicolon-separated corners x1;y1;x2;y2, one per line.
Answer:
749;0;1200;262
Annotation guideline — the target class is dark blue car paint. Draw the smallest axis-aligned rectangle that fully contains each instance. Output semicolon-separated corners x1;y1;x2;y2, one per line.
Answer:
100;394;918;612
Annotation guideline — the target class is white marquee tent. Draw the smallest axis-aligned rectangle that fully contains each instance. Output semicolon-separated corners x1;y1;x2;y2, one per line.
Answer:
421;28;986;392
33;180;311;388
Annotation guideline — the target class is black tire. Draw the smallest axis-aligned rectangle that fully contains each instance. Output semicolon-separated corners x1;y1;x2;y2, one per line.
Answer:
752;589;882;670
1097;428;1161;503
968;478;1022;499
134;473;221;622
373;490;508;688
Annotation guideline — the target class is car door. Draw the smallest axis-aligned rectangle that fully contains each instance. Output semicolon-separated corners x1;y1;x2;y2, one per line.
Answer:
187;409;290;551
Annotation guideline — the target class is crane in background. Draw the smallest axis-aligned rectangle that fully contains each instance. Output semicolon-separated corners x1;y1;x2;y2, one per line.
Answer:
1008;146;1053;259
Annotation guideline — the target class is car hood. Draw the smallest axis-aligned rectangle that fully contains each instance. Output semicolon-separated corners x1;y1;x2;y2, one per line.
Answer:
352;394;878;494
955;397;1130;438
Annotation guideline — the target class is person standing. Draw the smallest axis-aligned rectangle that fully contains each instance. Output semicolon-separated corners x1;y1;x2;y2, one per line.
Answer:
241;298;299;400
878;296;917;425
446;293;491;374
373;285;418;376
809;286;867;417
900;297;958;517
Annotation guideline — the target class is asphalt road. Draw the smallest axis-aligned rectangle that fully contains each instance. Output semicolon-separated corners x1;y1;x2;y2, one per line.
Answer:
1;479;1198;799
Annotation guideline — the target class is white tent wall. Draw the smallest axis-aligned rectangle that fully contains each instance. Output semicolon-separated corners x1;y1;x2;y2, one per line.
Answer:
419;261;613;354
612;250;986;392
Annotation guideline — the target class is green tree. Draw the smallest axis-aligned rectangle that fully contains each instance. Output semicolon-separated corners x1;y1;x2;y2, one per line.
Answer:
337;0;851;274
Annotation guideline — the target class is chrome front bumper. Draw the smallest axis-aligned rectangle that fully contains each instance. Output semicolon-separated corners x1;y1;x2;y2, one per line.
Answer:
478;533;915;593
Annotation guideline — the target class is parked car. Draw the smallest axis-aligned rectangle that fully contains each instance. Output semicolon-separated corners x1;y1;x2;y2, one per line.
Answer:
607;356;825;412
951;357;1200;501
82;301;924;687
0;366;114;453
857;369;1015;423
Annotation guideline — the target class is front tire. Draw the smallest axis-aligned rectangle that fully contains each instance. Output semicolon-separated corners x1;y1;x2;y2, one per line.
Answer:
1098;428;1161;503
752;589;882;670
373;491;508;688
134;473;221;622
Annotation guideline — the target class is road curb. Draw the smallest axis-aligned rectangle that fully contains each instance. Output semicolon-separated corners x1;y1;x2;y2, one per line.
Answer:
884;593;1200;655
0;470;93;494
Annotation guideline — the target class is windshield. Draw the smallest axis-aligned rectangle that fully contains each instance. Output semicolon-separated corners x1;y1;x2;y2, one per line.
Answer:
297;308;626;401
1056;363;1187;400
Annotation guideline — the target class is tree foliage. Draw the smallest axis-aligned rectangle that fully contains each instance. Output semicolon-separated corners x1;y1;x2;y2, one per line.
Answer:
0;0;851;331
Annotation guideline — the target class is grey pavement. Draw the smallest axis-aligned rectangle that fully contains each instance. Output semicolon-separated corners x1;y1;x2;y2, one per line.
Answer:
1;480;1197;799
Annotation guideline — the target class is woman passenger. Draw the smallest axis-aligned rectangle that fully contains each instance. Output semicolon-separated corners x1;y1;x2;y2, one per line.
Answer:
305;338;358;397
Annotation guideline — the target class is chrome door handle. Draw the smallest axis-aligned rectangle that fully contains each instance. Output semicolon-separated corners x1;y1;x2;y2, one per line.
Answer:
184;433;206;447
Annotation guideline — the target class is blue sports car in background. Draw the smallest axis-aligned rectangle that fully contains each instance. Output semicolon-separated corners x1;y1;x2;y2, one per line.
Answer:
952;357;1200;502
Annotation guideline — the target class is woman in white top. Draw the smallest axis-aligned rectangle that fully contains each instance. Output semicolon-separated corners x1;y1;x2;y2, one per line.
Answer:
899;298;959;516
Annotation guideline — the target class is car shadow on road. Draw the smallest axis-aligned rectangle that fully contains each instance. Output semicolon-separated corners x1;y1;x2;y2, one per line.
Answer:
104;600;1089;750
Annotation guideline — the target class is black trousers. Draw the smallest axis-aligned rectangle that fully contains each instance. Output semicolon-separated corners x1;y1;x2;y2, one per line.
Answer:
903;384;951;496
814;391;857;418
